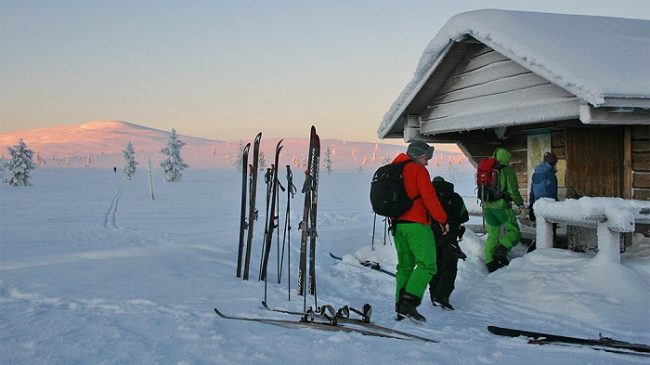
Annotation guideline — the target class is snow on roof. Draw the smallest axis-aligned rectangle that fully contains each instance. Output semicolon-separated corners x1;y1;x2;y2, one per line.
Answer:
379;9;650;138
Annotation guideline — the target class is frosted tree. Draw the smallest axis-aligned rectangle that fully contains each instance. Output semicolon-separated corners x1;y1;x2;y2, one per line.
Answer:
160;128;189;182
324;146;333;175
4;138;36;186
84;153;94;168
258;151;267;171
123;141;138;180
233;140;244;172
34;151;45;167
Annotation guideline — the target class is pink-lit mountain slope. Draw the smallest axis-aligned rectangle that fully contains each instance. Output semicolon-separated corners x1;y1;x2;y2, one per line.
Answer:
0;120;470;171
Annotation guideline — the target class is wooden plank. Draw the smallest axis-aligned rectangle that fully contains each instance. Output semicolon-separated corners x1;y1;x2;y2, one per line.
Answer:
433;73;549;104
632;125;650;139
632;139;650;153
633;173;650;189
422;83;575;122
459;49;507;73
420;98;579;135
551;146;566;159
633;152;650;172
440;59;534;96
633;189;650;200
551;130;566;147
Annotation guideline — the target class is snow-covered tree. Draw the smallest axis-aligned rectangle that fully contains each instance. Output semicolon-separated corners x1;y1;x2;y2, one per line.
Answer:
34;151;46;167
3;138;36;186
123;141;138;180
83;153;94;168
160;128;189;182
258;151;267;171
233;140;245;172
324;146;333;175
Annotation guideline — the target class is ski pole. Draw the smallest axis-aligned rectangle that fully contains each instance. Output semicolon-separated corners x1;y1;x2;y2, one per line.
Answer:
280;165;296;297
371;213;377;251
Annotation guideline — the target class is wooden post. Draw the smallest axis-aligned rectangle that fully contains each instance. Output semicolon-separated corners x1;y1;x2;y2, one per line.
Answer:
624;127;633;199
536;216;554;249
596;221;621;263
148;158;155;200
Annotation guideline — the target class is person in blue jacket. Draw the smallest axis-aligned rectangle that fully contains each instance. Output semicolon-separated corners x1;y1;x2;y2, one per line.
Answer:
529;152;558;222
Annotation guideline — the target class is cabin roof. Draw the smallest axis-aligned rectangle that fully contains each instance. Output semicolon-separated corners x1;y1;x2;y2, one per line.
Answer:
378;9;650;138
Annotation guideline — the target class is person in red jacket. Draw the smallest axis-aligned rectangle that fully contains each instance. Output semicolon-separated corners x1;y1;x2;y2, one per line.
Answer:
393;141;449;322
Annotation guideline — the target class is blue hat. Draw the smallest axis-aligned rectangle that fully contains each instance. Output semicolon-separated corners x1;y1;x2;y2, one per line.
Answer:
407;141;434;159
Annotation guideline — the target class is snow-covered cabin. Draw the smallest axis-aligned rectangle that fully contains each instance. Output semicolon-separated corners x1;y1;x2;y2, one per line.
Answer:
378;9;650;208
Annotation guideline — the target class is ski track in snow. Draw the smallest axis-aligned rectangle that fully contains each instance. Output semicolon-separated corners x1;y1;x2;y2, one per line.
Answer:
103;188;122;230
0;244;227;271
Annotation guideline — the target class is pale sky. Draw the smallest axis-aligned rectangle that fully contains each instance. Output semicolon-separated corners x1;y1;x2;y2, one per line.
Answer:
1;0;649;142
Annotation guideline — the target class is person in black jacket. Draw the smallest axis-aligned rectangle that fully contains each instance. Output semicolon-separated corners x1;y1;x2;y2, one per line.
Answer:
428;176;469;310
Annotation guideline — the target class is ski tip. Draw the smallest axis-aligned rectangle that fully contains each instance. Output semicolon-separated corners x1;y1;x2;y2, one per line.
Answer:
329;252;343;260
214;307;225;317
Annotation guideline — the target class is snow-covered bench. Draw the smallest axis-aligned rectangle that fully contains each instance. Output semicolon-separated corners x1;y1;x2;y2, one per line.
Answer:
533;197;650;263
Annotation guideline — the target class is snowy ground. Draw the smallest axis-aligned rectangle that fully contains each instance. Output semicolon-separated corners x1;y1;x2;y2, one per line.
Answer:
1;168;649;364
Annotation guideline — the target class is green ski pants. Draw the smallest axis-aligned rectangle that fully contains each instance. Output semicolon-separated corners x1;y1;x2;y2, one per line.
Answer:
484;208;521;264
394;222;436;303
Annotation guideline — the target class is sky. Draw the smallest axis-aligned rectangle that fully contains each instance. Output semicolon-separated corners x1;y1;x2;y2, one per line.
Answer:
1;0;649;143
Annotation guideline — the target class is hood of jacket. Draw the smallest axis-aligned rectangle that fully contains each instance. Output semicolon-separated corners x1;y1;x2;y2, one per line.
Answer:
493;147;511;166
392;152;412;164
433;179;454;195
534;161;556;174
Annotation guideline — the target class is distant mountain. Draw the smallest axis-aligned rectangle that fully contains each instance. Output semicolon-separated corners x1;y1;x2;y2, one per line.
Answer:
0;120;472;172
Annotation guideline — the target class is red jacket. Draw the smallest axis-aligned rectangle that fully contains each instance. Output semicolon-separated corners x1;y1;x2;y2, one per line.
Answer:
392;153;447;225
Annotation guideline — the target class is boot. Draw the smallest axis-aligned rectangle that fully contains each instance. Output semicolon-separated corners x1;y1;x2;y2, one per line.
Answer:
431;296;454;311
397;292;426;322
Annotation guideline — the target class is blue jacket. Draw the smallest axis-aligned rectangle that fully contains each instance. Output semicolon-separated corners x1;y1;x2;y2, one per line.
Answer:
529;161;558;204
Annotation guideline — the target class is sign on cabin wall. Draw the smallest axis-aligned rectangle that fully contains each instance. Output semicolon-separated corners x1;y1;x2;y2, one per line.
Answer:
527;131;565;188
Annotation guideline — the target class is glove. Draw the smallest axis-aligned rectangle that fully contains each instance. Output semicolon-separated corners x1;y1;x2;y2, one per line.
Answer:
439;222;450;236
517;205;529;221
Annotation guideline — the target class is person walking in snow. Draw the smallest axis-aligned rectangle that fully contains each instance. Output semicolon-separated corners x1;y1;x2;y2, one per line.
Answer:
428;176;469;310
391;141;449;322
528;152;559;247
483;147;525;273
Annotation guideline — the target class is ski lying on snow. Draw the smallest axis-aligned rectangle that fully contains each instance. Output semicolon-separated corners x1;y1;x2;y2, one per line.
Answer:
261;301;437;343
329;252;396;277
213;307;410;340
488;325;650;355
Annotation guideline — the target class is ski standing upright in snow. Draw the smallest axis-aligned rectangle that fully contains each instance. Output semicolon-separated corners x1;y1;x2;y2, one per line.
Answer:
298;126;320;312
260;140;284;282
236;142;251;278
243;132;262;280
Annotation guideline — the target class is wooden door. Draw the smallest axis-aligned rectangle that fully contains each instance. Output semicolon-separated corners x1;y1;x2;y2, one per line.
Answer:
566;127;624;197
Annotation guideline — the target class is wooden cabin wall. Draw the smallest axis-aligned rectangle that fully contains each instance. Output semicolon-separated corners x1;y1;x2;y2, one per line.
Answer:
631;125;650;200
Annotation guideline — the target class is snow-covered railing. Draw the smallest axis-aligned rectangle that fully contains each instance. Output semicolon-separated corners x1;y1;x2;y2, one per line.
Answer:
533;197;650;263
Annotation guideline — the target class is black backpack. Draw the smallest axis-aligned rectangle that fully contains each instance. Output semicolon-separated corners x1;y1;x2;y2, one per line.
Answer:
370;161;416;217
